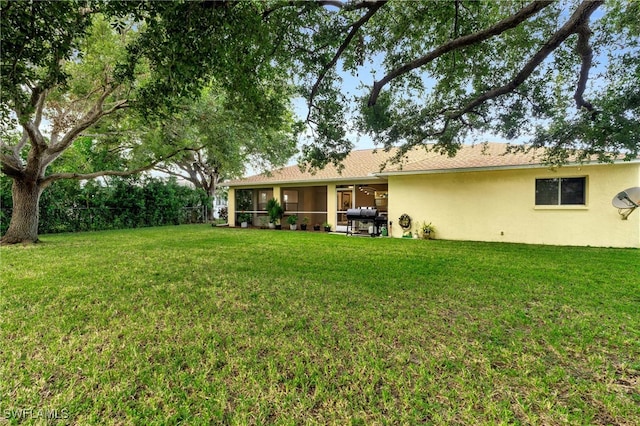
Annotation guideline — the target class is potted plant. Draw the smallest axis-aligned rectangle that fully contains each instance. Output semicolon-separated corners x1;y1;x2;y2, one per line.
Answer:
313;223;321;231
258;216;269;229
323;221;332;232
266;198;284;229
238;212;251;228
419;221;435;239
301;216;309;231
287;215;298;231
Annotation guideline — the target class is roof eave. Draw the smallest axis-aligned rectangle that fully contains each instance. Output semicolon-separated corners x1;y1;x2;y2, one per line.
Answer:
225;174;386;188
373;158;640;177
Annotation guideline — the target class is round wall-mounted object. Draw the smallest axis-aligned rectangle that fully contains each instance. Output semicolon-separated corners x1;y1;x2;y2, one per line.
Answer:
398;213;411;230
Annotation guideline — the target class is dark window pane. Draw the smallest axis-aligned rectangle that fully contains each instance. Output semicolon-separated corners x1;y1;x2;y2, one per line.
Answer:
236;189;254;211
536;178;559;205
560;178;585;205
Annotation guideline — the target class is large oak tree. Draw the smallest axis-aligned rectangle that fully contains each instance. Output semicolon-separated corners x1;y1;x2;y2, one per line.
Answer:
1;1;294;243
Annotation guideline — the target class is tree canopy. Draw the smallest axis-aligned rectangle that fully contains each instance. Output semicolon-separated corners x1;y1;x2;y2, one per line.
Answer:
1;1;294;181
3;0;638;177
283;0;639;168
150;86;298;218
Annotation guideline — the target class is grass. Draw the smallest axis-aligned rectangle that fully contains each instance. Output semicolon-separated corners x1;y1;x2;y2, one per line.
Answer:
1;225;639;425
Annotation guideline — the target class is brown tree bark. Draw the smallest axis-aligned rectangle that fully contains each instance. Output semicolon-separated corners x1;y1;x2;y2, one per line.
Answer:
1;178;44;244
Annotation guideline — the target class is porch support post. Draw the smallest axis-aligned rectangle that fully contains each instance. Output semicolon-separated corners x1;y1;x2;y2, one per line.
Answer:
228;187;236;227
327;184;337;228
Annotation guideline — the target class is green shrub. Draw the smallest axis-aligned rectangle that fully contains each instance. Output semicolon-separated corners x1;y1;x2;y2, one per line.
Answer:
1;174;209;236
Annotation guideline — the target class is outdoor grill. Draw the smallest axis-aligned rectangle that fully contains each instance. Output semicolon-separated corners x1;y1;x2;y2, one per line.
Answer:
346;208;387;236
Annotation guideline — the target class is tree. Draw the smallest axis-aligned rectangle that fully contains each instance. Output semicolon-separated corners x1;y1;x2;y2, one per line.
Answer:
279;0;639;168
0;1;294;243
151;88;298;220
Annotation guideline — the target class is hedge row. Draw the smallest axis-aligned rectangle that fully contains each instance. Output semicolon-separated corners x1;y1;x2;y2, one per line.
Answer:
1;176;209;235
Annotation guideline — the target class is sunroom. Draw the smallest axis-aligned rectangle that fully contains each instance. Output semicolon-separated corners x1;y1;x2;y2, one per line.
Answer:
230;181;388;232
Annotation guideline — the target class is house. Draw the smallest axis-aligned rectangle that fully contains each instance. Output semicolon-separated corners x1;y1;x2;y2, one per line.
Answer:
226;143;640;248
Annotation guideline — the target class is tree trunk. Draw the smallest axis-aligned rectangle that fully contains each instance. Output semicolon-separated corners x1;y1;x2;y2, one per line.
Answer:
208;198;215;222
206;176;219;222
207;187;216;222
1;178;44;244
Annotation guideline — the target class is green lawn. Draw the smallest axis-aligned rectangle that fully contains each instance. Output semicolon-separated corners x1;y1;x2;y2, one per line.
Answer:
1;225;639;425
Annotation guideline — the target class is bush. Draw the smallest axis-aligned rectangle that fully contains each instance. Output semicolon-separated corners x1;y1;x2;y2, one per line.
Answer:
1;174;209;235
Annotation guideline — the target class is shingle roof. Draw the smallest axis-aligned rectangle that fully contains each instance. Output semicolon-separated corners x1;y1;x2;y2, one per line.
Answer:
226;148;399;186
382;142;544;173
225;143;552;187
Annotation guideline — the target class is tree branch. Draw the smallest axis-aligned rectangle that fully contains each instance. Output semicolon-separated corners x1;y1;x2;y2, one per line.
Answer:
452;0;460;67
45;87;128;166
449;0;603;121
174;153;202;184
338;1;385;12
11;87;50;155
2;130;29;171
0;128;28;176
368;0;554;107
574;20;596;117
176;157;197;177
307;0;387;118
155;151;218;192
194;158;212;188
32;87;48;129
316;0;344;8
155;164;195;183
0;153;24;178
21;120;48;153
40;146;200;188
453;0;460;39
263;0;380;18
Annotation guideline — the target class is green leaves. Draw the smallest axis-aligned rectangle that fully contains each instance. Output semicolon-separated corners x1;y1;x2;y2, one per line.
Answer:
147;84;298;191
291;0;638;167
1;0;92;121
